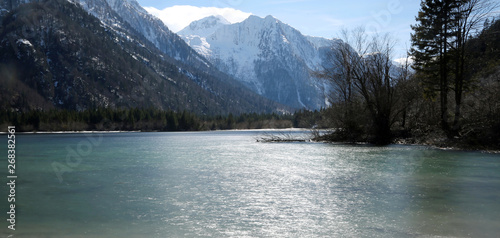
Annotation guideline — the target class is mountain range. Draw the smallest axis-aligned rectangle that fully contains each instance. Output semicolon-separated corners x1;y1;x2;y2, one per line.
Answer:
0;0;287;114
0;0;338;114
178;15;340;110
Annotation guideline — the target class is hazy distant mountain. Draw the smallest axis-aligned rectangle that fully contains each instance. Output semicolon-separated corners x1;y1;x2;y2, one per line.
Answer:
0;0;286;114
178;15;341;110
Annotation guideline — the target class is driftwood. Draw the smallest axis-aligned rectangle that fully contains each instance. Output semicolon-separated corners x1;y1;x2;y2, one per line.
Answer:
256;132;310;143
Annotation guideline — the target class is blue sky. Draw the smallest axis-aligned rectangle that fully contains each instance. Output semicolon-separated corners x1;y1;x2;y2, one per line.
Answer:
137;0;422;58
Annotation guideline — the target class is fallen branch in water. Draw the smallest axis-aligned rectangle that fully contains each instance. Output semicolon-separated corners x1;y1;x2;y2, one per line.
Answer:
256;132;310;143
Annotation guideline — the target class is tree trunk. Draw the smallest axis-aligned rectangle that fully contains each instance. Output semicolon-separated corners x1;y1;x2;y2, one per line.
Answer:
440;46;450;136
374;114;392;145
402;109;407;129
441;11;452;137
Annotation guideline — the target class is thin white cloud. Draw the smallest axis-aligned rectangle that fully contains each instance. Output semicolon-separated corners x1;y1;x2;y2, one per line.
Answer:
144;5;252;33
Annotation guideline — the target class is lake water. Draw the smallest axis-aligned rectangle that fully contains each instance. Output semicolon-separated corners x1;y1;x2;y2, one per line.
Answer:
1;130;500;237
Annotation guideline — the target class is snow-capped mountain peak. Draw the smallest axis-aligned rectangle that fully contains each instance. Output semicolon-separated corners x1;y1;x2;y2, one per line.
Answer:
0;0;285;114
178;14;337;109
179;15;231;38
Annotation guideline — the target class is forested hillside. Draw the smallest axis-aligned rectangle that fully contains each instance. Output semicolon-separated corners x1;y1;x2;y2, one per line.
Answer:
0;0;286;115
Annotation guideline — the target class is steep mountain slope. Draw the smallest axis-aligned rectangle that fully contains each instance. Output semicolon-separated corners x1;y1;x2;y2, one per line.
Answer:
0;0;285;114
98;0;212;69
178;15;340;110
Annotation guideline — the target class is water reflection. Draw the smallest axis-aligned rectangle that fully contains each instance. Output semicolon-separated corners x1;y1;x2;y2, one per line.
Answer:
408;150;500;237
1;132;499;237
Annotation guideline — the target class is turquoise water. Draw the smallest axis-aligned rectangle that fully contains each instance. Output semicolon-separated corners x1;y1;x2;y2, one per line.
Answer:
1;131;500;237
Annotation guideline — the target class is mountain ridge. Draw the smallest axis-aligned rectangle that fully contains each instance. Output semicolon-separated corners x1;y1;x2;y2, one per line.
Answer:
0;0;288;114
178;14;341;110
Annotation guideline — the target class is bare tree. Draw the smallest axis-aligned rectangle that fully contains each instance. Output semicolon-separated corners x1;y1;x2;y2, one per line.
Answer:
315;27;367;140
316;27;411;144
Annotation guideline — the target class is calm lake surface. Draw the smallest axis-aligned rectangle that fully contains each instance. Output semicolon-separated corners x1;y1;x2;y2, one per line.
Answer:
1;130;500;237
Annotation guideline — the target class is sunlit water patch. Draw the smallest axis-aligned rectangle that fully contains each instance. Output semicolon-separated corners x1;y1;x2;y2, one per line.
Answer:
1;131;499;237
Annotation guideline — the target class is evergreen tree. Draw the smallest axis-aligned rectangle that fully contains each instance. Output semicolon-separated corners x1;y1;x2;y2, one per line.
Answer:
226;113;235;129
450;0;498;132
410;0;497;137
411;0;459;136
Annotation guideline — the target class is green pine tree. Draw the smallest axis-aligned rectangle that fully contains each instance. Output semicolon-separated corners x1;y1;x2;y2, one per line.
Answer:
411;0;461;136
411;0;498;137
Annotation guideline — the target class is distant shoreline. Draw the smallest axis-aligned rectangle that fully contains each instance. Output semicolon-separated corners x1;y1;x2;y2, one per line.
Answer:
0;130;142;134
2;128;498;153
0;128;313;134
